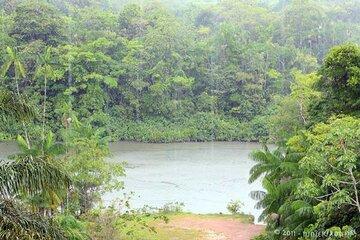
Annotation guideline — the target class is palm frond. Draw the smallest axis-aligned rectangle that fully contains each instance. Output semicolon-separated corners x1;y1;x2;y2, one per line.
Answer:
248;164;268;183
15;60;26;78
0;60;12;78
0;199;66;240
5;46;15;58
0;88;34;121
0;156;70;198
250;190;266;201
250;150;270;163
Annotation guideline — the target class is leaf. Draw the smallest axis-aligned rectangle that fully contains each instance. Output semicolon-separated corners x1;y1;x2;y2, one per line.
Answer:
104;77;118;88
0;89;34;121
6;46;15;58
16;135;28;151
0;199;67;240
45;131;54;150
0;60;12;78
0;155;70;197
15;61;26;78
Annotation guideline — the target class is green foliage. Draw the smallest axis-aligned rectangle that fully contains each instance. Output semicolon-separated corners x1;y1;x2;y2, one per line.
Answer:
309;44;360;124
0;155;69;199
158;202;185;214
56;214;89;240
0;87;34;121
1;0;359;143
109;113;264;143
249;146;299;184
84;204;168;240
251;44;360;239
267;71;321;143
1;0;360;239
11;0;64;45
62;123;124;214
227;200;244;215
0;199;66;240
322;43;360;88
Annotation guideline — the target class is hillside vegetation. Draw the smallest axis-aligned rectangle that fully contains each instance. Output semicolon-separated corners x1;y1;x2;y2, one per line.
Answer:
1;0;359;142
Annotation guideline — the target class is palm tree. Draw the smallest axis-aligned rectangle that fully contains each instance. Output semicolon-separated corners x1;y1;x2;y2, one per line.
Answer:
249;146;303;227
0;47;26;97
0;121;69;239
0;64;70;239
0;154;69;200
250;177;298;222
0;199;67;240
15;131;68;215
278;200;315;234
249;145;300;183
0;88;34;121
34;47;55;151
0;46;31;148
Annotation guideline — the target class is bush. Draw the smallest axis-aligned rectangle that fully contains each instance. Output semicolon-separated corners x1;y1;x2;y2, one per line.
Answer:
108;113;266;143
158;202;185;213
56;214;89;240
227;200;244;215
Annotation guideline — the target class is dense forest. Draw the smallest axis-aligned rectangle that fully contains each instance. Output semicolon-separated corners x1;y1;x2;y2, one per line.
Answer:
0;0;360;239
250;42;360;239
1;0;359;143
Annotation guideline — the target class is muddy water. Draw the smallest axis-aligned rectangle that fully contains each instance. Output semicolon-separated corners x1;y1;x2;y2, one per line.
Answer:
0;141;265;221
104;142;264;221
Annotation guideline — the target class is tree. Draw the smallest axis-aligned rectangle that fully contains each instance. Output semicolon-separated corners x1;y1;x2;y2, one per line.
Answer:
278;0;329;58
62;122;124;214
0;154;69;203
250;177;298;222
34;47;55;148
249;146;299;184
0;47;26;97
282;116;360;238
117;4;148;39
309;44;360;123
292;117;360;213
0;199;66;240
0;46;31;147
268;71;321;142
0;46;69;239
10;0;64;45
322;43;360;91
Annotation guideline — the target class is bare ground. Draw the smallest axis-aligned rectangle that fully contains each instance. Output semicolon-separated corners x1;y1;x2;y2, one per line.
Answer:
166;216;265;240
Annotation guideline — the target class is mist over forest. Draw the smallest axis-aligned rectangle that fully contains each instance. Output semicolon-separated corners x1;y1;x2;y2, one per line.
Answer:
1;0;360;142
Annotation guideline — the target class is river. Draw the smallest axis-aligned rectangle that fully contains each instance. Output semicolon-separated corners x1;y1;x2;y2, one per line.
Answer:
104;142;264;221
0;141;265;221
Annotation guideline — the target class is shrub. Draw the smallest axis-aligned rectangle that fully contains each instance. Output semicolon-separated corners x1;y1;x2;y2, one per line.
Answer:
158;202;185;213
227;200;244;215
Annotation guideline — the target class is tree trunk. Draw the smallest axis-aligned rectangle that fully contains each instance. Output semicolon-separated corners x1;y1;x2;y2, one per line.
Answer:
15;77;31;149
42;75;47;153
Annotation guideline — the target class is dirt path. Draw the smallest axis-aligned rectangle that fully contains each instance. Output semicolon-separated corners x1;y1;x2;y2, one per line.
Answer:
167;216;265;240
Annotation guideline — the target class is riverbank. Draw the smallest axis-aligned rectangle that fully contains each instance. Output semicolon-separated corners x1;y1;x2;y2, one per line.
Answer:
0;114;269;143
108;114;268;143
120;213;265;240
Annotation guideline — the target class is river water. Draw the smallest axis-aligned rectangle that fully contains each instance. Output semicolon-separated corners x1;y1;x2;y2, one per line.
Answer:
0;141;265;221
104;142;264;221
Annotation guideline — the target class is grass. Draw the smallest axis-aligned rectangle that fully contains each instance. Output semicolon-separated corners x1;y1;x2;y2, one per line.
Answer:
120;224;203;240
119;212;254;240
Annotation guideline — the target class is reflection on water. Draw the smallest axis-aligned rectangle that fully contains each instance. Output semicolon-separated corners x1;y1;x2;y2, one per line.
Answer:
104;142;264;221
